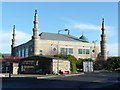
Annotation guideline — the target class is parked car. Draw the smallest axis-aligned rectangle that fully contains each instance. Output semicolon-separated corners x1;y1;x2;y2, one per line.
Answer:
59;70;69;74
77;68;83;72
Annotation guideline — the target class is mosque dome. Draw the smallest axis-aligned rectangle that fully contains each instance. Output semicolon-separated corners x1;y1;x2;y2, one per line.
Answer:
79;34;89;42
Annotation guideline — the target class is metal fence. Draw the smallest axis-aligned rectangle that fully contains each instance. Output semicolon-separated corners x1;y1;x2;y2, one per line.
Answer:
83;61;93;72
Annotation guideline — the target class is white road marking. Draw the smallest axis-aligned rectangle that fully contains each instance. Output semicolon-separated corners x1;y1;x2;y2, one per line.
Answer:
37;76;57;79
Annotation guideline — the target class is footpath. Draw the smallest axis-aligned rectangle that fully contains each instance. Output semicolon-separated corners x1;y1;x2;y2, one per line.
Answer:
0;72;84;79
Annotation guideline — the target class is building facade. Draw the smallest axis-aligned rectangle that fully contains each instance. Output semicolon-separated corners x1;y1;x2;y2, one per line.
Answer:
20;56;70;74
11;10;100;60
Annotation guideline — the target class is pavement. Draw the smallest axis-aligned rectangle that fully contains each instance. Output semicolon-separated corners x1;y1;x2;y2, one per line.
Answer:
1;70;108;78
0;72;85;79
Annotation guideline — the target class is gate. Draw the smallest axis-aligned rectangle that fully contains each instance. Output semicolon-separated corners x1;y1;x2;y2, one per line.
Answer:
83;61;93;72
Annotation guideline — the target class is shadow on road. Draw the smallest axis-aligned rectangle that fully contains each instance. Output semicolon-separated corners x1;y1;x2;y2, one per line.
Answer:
1;76;120;90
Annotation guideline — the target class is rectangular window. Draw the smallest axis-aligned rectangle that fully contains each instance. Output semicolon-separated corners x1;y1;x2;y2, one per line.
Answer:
78;49;82;54
29;45;33;52
22;48;24;57
83;49;85;54
25;48;28;57
61;48;73;55
18;50;21;57
30;48;33;52
66;48;69;54
86;49;90;54
60;48;65;54
68;48;73;54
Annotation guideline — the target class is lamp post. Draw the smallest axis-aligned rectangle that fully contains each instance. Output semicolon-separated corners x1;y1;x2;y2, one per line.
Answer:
58;29;70;35
57;29;69;74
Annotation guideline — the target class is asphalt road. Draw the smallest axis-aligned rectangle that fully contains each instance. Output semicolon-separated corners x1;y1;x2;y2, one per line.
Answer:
1;71;120;90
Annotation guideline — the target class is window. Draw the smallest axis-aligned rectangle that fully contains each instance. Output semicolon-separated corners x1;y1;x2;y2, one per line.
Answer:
25;48;28;57
78;48;90;55
68;48;73;54
86;49;90;54
16;52;18;57
60;48;73;55
83;49;85;54
30;48;32;52
53;48;56;51
66;48;69;54
78;49;82;54
60;48;65;54
18;50;21;57
22;48;24;57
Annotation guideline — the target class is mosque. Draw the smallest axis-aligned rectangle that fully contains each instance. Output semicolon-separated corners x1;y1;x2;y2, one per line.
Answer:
11;10;107;61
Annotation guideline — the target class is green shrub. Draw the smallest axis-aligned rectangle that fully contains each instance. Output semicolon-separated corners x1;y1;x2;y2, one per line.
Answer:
94;60;107;70
107;57;120;70
94;57;120;70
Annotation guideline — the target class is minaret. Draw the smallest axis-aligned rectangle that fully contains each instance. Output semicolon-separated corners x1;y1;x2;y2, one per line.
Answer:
32;9;39;55
100;18;107;60
11;25;16;56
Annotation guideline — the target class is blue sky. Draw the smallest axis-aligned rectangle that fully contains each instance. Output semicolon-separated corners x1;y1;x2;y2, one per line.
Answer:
1;2;118;56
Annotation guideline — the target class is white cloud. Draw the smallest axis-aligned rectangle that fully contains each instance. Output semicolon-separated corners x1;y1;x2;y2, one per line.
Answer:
16;31;31;45
65;20;118;57
0;30;31;53
70;22;100;31
65;21;117;38
107;43;118;56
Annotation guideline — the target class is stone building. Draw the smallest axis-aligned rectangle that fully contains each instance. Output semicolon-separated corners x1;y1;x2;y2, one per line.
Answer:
11;10;100;60
20;56;70;74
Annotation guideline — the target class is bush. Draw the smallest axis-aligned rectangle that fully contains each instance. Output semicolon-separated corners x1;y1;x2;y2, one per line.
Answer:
94;57;120;70
94;60;108;70
107;57;120;70
66;55;77;73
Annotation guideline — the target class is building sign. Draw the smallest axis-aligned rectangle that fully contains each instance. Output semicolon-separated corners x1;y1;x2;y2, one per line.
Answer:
83;61;93;72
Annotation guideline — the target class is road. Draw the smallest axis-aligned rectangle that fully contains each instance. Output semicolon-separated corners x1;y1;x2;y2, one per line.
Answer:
1;71;120;90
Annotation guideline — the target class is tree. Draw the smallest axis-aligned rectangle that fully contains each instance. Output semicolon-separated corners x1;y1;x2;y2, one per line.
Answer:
94;60;107;70
107;57;120;70
76;59;83;69
94;57;120;70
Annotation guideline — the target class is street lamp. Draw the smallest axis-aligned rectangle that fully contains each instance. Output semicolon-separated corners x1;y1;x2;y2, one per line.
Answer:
57;29;70;74
58;29;70;35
